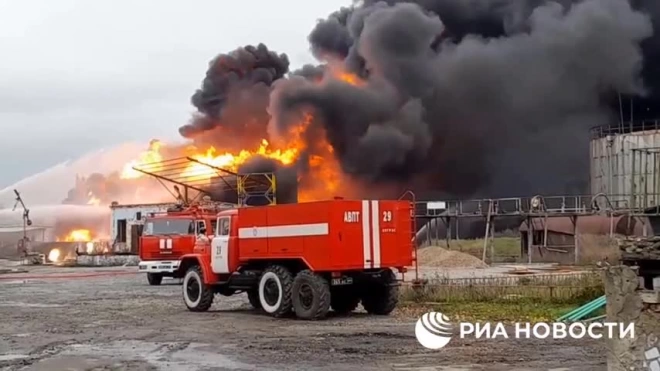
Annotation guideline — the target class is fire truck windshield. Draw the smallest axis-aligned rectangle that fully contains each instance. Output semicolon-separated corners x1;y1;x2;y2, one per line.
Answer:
144;218;194;236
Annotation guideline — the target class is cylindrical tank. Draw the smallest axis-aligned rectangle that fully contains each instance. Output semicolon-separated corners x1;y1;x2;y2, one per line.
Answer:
590;122;660;210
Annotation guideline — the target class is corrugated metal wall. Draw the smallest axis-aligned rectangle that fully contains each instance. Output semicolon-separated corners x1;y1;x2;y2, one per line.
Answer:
590;130;660;209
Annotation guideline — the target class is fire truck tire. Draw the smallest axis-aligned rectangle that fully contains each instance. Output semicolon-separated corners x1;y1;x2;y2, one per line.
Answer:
330;290;360;315
361;270;399;315
247;290;262;310
292;270;331;320
258;265;293;317
183;266;214;312
147;273;163;286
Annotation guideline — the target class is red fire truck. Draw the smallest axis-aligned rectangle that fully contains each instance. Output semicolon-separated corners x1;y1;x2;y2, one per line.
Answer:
177;199;414;320
138;203;229;285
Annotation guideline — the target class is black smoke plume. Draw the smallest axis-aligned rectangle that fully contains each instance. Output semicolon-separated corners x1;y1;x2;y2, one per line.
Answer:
179;44;289;152
173;0;660;201
268;0;654;198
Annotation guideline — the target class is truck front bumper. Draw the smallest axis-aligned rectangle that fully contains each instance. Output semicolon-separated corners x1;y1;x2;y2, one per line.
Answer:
138;260;180;274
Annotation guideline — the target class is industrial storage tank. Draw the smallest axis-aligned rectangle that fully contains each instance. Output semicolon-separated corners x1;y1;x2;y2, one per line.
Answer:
590;121;660;210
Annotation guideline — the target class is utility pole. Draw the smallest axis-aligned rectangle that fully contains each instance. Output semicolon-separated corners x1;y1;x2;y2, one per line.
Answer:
12;189;33;256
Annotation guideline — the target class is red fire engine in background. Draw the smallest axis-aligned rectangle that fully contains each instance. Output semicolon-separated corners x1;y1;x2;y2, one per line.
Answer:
177;199;414;320
138;203;229;285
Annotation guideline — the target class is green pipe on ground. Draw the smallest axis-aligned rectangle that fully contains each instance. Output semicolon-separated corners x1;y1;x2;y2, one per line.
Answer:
556;295;606;322
566;297;606;321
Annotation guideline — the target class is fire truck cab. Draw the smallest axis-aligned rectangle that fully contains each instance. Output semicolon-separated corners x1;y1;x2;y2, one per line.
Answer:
177;199;414;320
138;203;227;285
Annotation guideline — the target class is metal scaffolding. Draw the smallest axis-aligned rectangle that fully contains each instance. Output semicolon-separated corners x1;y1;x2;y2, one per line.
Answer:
413;193;660;266
414;193;660;219
131;157;277;206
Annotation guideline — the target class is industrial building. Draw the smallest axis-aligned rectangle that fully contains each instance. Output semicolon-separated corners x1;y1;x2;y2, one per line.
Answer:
590;121;660;212
411;121;660;265
109;202;177;254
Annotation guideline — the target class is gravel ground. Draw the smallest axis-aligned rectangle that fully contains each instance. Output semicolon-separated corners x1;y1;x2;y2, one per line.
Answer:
0;266;607;371
417;246;488;269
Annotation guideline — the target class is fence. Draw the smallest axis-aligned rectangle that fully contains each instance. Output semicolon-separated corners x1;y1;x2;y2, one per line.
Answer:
401;272;603;304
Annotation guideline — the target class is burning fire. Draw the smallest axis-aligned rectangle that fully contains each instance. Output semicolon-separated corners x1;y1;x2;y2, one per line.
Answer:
336;72;364;86
111;72;361;202
87;191;101;206
113;111;344;201
62;229;92;242
181;139;300;182
48;248;61;262
121;139;164;179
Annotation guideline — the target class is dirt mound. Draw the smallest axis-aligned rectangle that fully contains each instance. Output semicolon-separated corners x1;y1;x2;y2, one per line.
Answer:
417;245;488;269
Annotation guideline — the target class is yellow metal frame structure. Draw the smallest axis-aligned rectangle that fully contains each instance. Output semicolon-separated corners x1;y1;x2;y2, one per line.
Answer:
237;172;277;206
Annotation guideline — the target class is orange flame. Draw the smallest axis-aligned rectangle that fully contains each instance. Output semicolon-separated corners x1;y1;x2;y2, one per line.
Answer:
182;139;300;182
48;248;61;262
336;72;364;86
117;112;344;202
120;140;163;179
298;135;342;202
62;229;92;242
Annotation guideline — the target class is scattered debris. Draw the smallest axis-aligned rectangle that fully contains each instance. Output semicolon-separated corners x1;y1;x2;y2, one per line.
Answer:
618;236;660;260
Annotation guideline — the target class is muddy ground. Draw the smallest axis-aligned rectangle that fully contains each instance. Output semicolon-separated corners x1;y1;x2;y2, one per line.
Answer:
0;266;606;371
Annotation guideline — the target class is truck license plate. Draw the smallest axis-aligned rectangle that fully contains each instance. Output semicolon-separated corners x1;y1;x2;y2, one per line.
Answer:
331;277;353;286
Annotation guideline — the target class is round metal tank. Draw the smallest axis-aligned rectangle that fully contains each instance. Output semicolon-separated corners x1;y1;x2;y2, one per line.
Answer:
590;122;660;210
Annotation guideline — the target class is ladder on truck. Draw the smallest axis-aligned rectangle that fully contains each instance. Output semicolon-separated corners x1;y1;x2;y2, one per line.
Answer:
398;190;422;286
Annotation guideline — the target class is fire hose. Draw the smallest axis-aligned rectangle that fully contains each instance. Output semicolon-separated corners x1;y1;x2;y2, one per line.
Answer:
0;270;138;281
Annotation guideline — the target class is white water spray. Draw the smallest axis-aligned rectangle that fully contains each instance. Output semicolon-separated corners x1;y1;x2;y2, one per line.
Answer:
0;141;149;208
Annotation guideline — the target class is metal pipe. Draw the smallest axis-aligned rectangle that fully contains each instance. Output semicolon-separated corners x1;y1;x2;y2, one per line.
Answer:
527;217;533;264
573;216;579;265
482;200;492;262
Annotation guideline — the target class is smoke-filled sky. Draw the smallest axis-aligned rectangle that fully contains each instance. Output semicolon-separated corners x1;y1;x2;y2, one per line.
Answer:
3;0;660;200
0;0;348;188
181;0;658;199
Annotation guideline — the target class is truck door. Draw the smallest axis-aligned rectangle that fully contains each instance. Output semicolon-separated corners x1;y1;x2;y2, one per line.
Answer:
211;217;231;274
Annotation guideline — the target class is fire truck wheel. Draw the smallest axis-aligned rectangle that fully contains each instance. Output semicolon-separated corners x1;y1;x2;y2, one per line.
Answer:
147;273;163;286
258;265;293;317
247;290;262;310
292;270;331;320
330;289;360;315
183;266;214;312
361;270;399;315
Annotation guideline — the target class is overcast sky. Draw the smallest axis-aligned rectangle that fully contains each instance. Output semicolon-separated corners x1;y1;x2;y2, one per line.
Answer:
0;0;350;187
